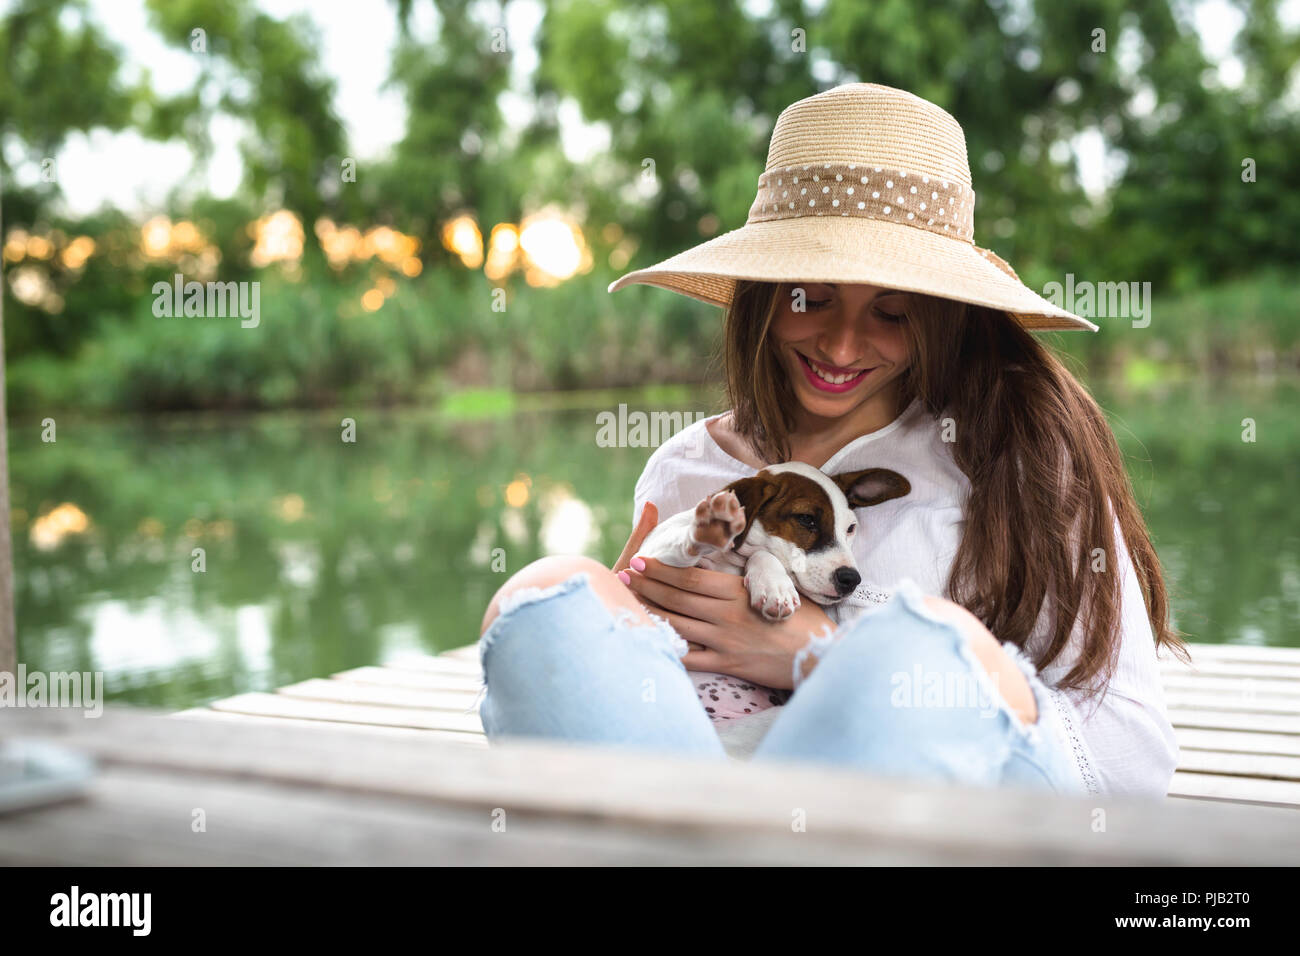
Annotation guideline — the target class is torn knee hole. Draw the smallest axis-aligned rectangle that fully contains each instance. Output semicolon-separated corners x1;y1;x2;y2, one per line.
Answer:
611;606;653;629
791;624;839;690
617;607;688;656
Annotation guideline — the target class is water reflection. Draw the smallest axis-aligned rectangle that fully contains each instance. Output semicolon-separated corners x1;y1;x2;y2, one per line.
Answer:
11;381;1299;709
29;502;91;550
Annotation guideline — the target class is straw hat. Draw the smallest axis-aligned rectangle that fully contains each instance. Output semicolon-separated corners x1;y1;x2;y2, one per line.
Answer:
607;83;1097;332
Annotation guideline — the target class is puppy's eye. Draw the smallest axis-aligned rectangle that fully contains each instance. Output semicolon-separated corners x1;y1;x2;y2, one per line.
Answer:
793;514;818;531
847;523;857;535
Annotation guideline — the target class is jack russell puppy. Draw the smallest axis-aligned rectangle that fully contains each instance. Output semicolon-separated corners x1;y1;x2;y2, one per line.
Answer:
636;462;910;724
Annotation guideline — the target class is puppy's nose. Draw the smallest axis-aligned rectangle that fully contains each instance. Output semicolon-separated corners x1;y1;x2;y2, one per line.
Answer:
833;566;861;596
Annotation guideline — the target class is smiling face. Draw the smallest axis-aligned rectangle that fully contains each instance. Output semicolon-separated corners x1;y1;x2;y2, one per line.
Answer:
770;282;914;423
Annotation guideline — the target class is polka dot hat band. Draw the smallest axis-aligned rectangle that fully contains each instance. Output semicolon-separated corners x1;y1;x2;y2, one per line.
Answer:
748;163;975;242
608;83;1099;332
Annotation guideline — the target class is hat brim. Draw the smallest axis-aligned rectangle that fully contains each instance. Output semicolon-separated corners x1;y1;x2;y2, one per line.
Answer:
607;216;1097;332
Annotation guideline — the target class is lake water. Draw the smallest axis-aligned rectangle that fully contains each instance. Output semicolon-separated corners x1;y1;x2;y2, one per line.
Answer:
12;379;1299;709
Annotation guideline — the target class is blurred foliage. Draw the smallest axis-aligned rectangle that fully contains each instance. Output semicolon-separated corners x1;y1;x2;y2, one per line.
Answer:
5;262;721;412
141;0;347;227
2;0;1298;413
0;0;141;224
5;262;1298;414
535;0;1300;290
1050;266;1300;372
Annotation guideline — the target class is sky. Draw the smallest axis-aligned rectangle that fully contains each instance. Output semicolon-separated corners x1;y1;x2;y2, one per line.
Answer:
10;0;1298;218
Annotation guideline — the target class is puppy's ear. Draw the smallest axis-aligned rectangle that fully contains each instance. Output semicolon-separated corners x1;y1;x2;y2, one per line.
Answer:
721;475;780;549
833;468;910;508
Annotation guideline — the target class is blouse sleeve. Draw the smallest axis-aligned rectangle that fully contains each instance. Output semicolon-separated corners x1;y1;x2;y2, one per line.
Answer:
631;434;704;530
633;454;669;528
1032;512;1180;797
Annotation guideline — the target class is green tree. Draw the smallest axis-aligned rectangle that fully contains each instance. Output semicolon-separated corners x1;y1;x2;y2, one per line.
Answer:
533;0;1300;293
142;0;347;227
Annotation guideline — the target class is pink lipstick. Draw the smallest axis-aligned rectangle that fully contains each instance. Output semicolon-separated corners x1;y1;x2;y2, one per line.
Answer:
796;352;874;393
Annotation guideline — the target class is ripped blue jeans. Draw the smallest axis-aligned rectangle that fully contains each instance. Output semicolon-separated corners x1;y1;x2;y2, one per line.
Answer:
476;571;1082;792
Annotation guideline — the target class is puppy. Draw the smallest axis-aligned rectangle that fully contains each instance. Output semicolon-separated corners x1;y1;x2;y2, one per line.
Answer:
636;462;910;722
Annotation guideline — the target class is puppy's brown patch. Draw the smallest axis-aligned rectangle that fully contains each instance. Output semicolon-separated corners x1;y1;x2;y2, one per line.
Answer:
722;472;837;552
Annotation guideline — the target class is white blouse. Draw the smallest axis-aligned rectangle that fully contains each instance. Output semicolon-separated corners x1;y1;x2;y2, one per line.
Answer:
632;398;1180;797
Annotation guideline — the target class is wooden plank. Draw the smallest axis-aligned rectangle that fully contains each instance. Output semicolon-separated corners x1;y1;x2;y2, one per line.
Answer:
1161;660;1300;681
277;678;481;711
381;655;483;676
188;643;1300;821
199;698;1300;762
209;692;485;734
7;706;1300;865
1160;675;1300;696
331;666;483;691
1168;771;1300;808
1168;708;1300;735
1174;727;1300;757
0;766;830;866
172;708;487;745
1164;691;1300;715
1175;749;1300;782
1166;643;1300;666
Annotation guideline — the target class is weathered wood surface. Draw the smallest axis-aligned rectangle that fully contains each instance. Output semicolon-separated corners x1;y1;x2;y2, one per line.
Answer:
179;641;1300;811
3;706;1300;865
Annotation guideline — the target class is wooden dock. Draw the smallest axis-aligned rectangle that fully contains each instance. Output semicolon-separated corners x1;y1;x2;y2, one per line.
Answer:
5;640;1300;864
176;640;1300;810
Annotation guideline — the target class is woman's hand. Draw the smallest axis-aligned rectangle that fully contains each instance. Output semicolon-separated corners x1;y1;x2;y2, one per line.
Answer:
613;502;658;573
612;500;684;619
619;557;837;690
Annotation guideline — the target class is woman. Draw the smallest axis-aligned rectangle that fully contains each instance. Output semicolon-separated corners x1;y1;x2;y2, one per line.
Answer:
477;83;1185;796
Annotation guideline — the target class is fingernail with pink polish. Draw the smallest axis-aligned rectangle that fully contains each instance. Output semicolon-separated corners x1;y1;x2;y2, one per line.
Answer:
630;557;646;572
617;570;631;585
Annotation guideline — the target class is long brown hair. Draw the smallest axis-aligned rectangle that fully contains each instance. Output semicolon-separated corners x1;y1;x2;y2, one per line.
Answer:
718;279;1188;695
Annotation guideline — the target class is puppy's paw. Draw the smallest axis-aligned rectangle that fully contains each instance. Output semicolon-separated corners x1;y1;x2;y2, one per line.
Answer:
745;572;801;621
689;490;746;554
